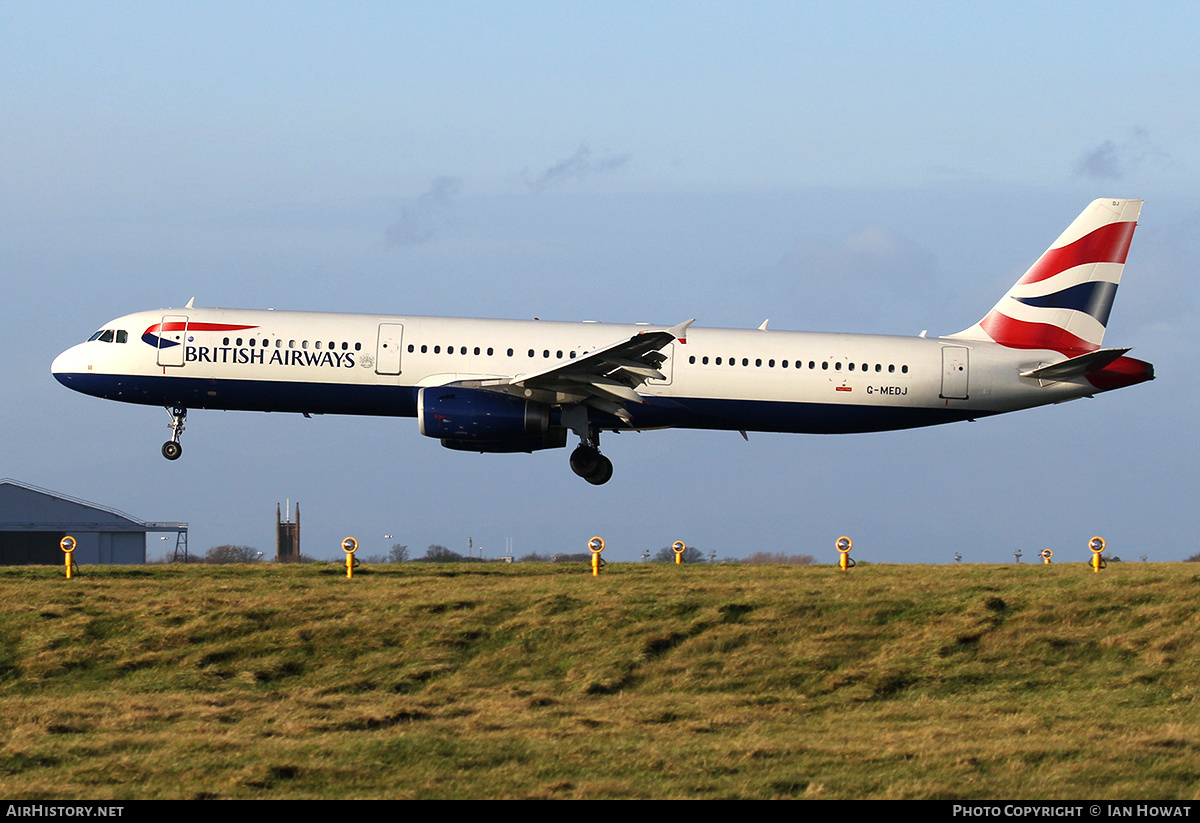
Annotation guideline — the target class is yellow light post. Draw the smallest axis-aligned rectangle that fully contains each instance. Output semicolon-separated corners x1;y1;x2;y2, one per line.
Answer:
672;540;686;565
60;536;76;579
837;536;854;570
1089;536;1106;573
589;536;605;576
343;537;358;578
1041;549;1053;565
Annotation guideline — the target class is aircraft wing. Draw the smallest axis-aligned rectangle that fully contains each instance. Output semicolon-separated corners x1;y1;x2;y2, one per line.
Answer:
475;319;694;422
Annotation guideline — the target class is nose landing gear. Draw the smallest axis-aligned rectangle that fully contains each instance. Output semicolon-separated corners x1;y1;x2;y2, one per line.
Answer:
162;405;186;460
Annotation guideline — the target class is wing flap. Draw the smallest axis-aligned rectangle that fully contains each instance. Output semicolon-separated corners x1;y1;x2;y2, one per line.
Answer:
504;319;694;418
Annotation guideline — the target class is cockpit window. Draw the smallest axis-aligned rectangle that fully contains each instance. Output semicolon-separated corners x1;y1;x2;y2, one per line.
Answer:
86;329;128;343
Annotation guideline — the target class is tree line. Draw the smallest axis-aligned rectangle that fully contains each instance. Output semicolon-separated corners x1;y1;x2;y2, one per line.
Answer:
186;543;817;564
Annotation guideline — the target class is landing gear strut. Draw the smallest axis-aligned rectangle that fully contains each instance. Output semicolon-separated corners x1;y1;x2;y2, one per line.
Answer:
162;405;186;460
569;429;613;485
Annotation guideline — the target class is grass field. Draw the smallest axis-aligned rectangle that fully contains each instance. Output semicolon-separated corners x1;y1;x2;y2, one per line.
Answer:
0;561;1198;799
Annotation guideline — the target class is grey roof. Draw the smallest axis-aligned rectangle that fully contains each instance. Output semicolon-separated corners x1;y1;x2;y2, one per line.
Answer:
0;479;185;532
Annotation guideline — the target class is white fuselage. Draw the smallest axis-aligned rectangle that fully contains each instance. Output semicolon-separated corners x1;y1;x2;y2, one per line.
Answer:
52;306;1105;436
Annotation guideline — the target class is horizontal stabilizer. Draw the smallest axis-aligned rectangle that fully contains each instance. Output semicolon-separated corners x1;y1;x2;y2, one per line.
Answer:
1020;347;1131;381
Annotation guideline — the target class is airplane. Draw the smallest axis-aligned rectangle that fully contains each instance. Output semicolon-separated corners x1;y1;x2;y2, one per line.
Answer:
52;198;1153;485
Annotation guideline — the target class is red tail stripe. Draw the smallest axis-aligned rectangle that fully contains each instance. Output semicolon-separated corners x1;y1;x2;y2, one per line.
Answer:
1019;221;1136;285
979;311;1097;355
1085;356;1154;391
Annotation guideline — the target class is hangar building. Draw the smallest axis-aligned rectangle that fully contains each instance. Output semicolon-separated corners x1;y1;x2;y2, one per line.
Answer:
0;479;187;565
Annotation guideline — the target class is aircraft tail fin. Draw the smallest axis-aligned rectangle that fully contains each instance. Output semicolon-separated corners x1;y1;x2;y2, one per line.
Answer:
948;198;1142;355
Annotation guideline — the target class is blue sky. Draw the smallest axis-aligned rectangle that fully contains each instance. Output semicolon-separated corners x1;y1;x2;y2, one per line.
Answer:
3;2;1198;562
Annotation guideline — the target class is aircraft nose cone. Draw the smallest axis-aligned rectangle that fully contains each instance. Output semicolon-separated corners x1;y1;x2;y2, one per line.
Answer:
51;345;85;386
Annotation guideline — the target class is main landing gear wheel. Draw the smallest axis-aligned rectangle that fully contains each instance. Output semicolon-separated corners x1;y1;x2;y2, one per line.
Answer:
570;445;614;485
162;441;182;460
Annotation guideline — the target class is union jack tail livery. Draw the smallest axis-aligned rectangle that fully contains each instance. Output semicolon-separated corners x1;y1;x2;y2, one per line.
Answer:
950;198;1142;355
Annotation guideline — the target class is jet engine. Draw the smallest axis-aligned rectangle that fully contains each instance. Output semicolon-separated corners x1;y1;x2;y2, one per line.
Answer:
417;386;567;453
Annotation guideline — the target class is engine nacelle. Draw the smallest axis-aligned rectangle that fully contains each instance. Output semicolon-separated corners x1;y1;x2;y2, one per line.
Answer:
438;431;567;453
418;387;567;453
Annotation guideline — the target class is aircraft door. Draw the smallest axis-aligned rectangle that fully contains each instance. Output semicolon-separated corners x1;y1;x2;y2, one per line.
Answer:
940;346;969;399
376;323;404;375
156;315;188;367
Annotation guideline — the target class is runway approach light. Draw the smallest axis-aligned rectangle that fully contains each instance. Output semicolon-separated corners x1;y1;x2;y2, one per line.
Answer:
589;536;605;577
837;536;855;571
672;541;686;565
1041;549;1053;565
1089;536;1106;574
342;536;358;579
60;535;76;579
